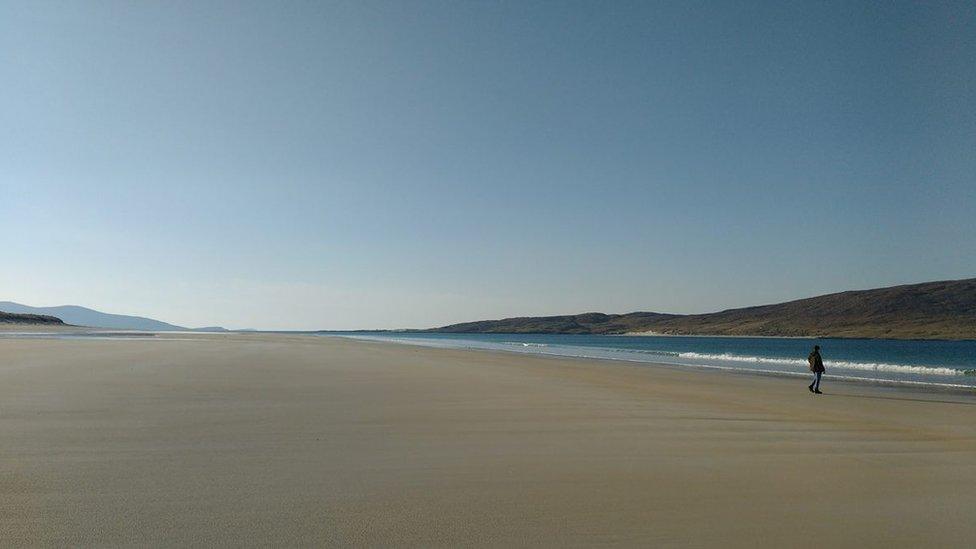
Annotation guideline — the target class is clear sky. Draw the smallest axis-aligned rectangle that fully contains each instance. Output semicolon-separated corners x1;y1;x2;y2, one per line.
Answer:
2;1;974;330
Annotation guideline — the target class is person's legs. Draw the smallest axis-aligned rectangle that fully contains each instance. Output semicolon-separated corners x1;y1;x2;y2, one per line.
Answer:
813;371;822;392
809;372;817;392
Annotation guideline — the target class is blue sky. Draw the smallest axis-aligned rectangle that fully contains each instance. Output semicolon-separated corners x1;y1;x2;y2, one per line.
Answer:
2;1;974;329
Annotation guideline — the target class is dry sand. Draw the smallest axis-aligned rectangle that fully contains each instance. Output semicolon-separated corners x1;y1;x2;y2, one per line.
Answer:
1;333;974;547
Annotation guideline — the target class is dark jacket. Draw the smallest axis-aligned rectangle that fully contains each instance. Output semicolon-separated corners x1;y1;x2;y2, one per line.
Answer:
808;350;825;373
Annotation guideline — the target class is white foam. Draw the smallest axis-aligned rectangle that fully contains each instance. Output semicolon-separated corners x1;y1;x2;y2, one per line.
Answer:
673;351;967;377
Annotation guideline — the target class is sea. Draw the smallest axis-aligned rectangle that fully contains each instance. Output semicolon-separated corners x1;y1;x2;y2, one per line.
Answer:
330;332;976;390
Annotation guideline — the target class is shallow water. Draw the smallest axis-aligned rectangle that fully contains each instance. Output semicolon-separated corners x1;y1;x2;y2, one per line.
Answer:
329;332;976;390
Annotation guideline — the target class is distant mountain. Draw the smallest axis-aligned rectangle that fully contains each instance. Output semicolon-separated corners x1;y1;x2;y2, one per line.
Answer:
0;302;206;331
0;310;66;325
431;279;976;340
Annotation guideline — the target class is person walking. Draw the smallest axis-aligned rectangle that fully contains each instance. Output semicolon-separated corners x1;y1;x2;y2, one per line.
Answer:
808;345;825;394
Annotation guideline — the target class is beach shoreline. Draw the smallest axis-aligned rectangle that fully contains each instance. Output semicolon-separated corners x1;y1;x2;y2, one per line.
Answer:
2;333;974;546
332;333;976;394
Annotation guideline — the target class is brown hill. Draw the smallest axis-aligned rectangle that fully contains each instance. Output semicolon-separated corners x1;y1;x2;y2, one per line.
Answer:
431;278;976;340
432;312;680;335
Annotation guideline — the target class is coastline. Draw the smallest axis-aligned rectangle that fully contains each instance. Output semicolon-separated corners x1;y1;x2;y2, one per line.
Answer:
340;334;976;400
334;333;976;394
350;334;976;400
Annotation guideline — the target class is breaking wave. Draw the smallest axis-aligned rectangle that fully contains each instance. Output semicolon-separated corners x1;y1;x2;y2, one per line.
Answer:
665;351;970;377
502;346;970;377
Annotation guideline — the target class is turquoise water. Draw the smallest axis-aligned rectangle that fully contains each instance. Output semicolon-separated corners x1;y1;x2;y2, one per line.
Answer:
331;332;976;390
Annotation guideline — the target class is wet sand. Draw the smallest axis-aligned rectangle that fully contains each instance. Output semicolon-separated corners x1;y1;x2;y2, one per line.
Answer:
1;333;974;546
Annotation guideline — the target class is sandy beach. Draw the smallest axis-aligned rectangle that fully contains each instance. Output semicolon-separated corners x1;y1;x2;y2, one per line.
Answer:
1;333;974;547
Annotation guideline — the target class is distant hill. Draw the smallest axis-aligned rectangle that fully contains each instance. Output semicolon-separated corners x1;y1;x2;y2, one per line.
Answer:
431;279;976;340
0;302;227;331
0;311;66;325
433;312;680;335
